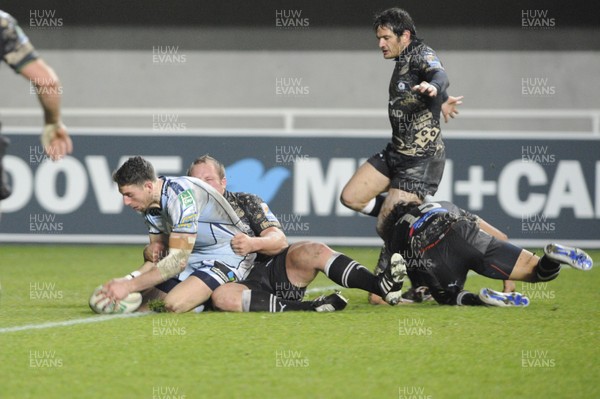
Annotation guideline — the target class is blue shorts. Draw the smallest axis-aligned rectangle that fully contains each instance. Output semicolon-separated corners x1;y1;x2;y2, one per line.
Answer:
156;260;239;292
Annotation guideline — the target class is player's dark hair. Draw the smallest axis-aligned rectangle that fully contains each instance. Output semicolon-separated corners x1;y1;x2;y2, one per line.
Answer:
187;154;226;180
373;8;417;39
380;201;421;239
112;156;156;186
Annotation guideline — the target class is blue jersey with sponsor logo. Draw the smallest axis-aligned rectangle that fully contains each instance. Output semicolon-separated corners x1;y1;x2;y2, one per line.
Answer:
144;176;255;280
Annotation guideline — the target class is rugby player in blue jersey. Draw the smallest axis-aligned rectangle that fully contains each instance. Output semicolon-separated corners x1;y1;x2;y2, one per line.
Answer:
101;156;256;312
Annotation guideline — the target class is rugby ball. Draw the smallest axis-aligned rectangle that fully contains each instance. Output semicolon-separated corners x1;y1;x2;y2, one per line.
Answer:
89;285;142;314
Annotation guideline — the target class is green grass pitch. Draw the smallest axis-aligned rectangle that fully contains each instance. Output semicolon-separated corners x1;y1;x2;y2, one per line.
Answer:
0;245;598;399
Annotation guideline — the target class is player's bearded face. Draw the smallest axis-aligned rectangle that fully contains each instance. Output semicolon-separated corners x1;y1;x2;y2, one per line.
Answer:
119;183;153;212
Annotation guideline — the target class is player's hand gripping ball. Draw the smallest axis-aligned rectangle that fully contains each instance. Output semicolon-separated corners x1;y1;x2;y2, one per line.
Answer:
89;285;142;314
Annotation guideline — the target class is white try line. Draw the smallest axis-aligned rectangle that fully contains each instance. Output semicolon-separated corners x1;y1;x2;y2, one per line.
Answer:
0;311;150;334
0;286;341;334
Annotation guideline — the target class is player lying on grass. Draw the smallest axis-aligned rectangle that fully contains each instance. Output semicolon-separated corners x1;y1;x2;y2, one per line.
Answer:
368;201;515;305
186;155;407;312
99;156;257;313
380;200;593;307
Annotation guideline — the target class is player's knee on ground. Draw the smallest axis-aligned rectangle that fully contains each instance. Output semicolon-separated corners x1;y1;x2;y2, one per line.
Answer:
140;287;166;310
211;285;243;312
164;296;195;313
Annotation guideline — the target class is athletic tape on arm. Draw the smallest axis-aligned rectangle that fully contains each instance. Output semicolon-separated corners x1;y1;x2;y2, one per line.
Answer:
41;123;63;147
156;248;190;280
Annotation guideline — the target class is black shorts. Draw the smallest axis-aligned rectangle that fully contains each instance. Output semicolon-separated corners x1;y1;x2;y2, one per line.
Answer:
240;247;306;301
367;142;445;199
416;219;521;304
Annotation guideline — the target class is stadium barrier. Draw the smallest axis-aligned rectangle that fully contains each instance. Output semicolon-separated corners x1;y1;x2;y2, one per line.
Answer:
1;121;598;247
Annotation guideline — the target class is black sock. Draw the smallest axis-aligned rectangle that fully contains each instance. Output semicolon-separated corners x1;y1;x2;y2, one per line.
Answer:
456;290;485;306
325;254;382;296
365;195;385;217
242;290;313;312
535;256;561;281
373;245;390;275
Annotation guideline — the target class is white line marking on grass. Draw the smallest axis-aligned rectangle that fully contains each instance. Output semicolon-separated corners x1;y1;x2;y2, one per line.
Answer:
0;312;150;334
1;286;339;334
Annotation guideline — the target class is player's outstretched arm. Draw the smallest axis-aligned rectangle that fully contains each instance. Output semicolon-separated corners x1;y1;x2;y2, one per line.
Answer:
442;95;464;123
19;59;72;160
104;233;194;300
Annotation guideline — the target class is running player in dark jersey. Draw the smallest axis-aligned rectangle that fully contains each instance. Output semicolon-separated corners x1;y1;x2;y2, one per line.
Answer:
187;155;406;312
0;10;72;202
340;7;450;237
339;8;461;301
382;201;593;306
